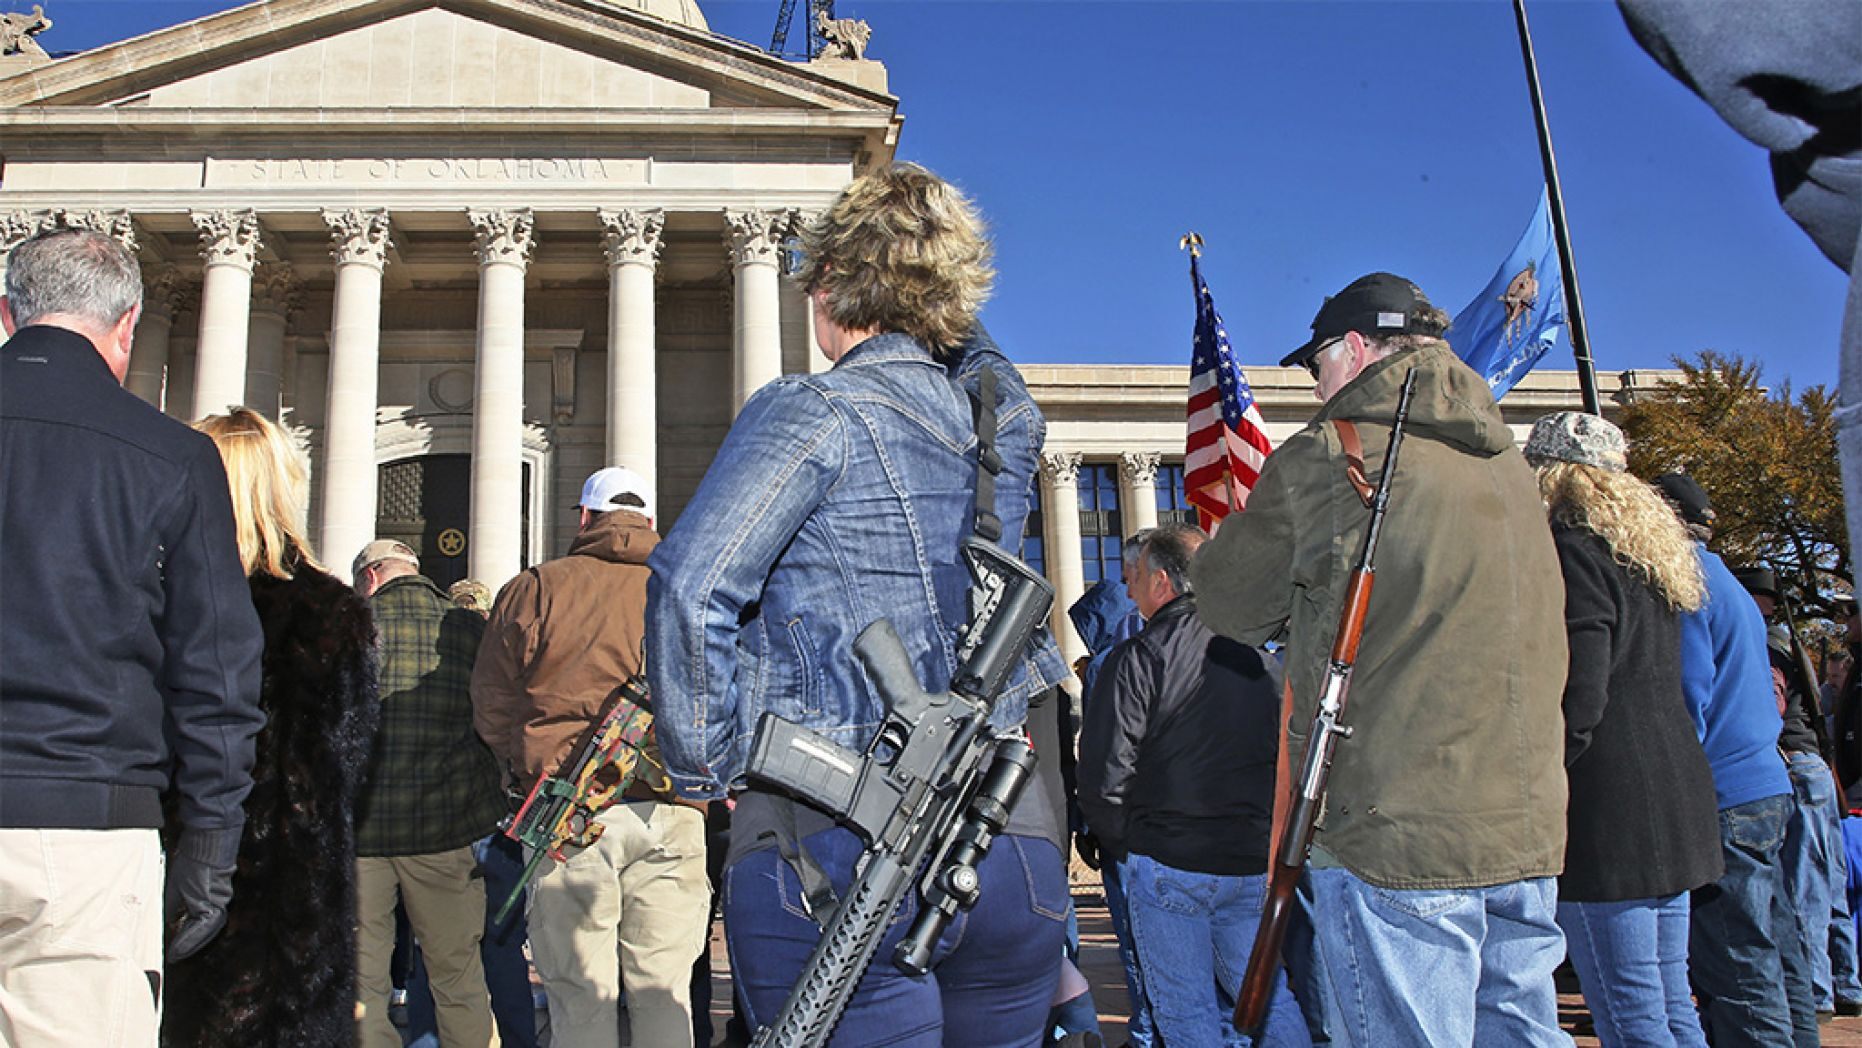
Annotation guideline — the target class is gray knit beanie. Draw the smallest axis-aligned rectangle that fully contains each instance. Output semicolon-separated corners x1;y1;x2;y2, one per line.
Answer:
1523;411;1627;472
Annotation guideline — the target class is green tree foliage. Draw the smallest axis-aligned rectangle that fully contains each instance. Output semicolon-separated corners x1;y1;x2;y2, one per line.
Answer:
1621;351;1848;623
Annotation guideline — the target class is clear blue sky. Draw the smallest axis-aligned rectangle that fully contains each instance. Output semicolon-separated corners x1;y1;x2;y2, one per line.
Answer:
13;0;1851;389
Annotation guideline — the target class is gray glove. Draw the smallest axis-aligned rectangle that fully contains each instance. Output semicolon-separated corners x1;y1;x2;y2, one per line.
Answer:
165;826;242;961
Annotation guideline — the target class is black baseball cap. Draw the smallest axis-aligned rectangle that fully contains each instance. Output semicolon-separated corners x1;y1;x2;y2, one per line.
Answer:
1653;472;1715;528
1732;566;1779;600
1281;272;1433;368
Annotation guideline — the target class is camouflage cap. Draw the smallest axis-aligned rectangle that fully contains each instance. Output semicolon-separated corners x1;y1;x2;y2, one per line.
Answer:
1523;411;1627;473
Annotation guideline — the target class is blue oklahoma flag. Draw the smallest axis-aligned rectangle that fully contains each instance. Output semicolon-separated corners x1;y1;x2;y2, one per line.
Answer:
1448;189;1567;399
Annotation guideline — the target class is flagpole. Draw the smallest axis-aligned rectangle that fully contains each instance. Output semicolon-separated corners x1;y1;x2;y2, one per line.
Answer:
1512;0;1602;416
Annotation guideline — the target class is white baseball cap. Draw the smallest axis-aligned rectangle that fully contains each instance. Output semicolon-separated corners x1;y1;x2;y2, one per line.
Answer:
579;466;654;520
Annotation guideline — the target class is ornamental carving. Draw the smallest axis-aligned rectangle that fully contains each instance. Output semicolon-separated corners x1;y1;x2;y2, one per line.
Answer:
139;264;189;320
725;209;792;268
323;208;393;269
252;263;303;317
191;209;264;270
468;209;535;267
1119;451;1162;486
1040;451;1083;487
598;208;665;268
53;209;138;252
0;209;52;251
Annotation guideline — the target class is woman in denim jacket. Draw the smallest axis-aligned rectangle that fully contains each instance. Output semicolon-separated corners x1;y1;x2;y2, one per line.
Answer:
647;165;1068;1046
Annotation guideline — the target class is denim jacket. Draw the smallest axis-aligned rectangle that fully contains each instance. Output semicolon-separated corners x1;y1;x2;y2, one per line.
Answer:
948;326;1071;702
649;333;1002;799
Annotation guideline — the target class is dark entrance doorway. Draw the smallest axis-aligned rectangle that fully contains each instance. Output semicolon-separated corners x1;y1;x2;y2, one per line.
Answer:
376;455;531;590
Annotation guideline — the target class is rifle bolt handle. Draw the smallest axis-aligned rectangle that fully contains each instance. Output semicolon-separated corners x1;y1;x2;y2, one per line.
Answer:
948;865;979;897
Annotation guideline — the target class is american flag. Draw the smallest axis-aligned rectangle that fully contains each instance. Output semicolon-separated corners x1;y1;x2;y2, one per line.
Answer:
1184;253;1272;532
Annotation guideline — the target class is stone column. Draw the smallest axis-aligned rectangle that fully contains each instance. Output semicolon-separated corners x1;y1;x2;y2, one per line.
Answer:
244;263;299;418
725;209;789;414
126;265;182;406
599;208;663;491
320;209;392;581
190;209;263;419
1040;451;1087;663
468;209;534;588
1119;451;1162;536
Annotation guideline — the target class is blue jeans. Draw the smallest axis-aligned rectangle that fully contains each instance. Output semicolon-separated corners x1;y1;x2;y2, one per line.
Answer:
1102;856;1159;1048
1690;793;1801;1048
725;827;1067;1047
1118;853;1310;1048
1781;751;1846;1010
1283;870;1333;1045
1308;867;1567;1048
404;833;539;1048
1557;893;1706;1047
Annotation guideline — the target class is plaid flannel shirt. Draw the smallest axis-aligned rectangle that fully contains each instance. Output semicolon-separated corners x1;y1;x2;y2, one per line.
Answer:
356;574;507;857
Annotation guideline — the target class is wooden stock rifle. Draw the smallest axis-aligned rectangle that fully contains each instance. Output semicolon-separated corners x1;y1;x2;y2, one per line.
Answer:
1234;368;1418;1034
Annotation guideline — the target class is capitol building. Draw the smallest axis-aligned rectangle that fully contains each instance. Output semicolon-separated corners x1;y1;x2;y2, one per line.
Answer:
0;0;1658;660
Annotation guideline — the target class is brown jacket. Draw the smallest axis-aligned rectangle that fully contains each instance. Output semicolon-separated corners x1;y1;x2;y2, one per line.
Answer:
471;510;671;794
1191;342;1569;890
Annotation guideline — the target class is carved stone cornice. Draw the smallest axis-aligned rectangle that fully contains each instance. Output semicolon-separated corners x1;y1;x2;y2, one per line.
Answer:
469;209;535;268
52;208;138;252
598;208;665;268
323;208;392;270
1118;451;1162;486
725;208;792;268
1039;451;1083;487
251;262;302;318
1;209;54;250
191;209;263;270
139;263;188;320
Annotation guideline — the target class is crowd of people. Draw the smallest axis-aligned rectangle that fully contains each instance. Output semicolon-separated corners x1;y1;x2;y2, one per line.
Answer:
6;162;1862;1048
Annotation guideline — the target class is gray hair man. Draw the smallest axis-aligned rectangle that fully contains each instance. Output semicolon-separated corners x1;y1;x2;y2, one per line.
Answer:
0;229;265;1045
1192;272;1570;1046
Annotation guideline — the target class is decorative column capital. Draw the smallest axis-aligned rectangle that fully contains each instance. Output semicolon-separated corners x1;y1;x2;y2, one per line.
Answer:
599;208;665;268
1040;451;1083;487
191;209;264;270
1118;451;1162;486
725;208;792;268
469;209;535;268
2;209;54;251
323;208;393;269
53;209;139;253
252;262;303;318
139;263;188;320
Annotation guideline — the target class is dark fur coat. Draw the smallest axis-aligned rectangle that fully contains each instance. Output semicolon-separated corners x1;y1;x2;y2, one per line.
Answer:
163;560;380;1048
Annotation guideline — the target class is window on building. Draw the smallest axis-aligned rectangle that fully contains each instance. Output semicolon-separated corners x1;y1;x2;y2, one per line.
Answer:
1021;474;1045;577
1155;462;1197;528
1078;463;1123;586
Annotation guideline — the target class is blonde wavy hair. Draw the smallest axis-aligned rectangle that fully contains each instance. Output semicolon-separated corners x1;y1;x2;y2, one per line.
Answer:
793;163;993;355
193;408;319;580
1536;461;1705;612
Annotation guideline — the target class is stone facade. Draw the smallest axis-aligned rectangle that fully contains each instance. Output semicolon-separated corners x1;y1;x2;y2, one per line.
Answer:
0;0;1665;663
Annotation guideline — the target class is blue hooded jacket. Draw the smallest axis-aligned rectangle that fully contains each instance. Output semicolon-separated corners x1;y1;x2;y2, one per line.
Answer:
1069;579;1143;703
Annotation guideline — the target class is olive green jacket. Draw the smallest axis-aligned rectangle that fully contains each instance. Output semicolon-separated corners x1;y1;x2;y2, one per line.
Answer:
1191;343;1568;889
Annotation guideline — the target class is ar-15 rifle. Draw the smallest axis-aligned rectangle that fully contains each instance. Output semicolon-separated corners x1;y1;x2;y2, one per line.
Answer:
745;535;1054;1048
1235;369;1418;1034
494;676;663;924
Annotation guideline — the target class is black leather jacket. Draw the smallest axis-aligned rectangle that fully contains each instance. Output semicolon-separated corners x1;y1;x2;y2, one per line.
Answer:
1078;593;1281;876
0;325;264;831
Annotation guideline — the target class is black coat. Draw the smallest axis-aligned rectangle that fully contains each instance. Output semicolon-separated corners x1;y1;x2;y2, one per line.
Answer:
163;560;380;1048
1553;523;1723;902
1079;594;1281;876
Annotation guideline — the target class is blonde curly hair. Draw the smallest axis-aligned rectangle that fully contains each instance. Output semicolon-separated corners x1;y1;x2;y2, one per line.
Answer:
793;163;993;355
1536;461;1706;612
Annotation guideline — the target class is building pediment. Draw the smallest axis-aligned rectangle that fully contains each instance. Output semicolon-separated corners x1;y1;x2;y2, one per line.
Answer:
0;0;893;111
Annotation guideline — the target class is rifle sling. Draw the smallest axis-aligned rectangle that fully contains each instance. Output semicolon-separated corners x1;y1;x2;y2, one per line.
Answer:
772;797;840;928
970;365;1003;543
1334;420;1376;509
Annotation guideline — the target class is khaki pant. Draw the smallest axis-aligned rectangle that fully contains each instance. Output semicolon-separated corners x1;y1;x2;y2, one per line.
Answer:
0;828;163;1048
356;846;494;1048
529;801;710;1048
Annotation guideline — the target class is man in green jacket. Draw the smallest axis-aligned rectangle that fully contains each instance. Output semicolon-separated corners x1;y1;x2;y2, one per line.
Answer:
353;539;507;1048
1191;272;1570;1047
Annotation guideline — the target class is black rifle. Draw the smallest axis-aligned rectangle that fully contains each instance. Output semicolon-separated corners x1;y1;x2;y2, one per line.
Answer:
1235;369;1418;1034
745;536;1054;1048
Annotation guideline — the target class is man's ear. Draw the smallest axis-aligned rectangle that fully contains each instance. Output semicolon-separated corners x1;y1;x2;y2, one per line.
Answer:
0;296;16;337
103;303;140;382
